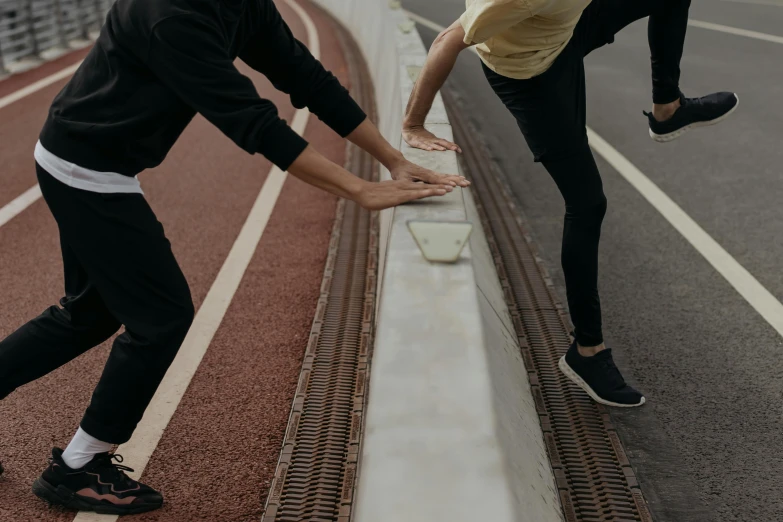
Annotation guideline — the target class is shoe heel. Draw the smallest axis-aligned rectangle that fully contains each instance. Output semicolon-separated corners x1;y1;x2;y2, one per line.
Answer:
32;477;72;506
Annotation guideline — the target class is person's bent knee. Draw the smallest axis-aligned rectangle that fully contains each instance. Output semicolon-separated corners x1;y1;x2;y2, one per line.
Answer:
42;304;122;347
179;299;195;335
566;194;607;221
155;301;194;368
130;292;194;351
164;298;195;344
86;313;123;345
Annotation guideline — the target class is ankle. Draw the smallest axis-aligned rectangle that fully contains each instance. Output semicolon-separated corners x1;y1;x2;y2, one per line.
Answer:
652;98;681;122
577;342;606;357
62;427;113;470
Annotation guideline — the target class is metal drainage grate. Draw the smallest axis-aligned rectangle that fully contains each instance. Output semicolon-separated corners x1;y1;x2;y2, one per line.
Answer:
445;89;653;522
260;10;378;522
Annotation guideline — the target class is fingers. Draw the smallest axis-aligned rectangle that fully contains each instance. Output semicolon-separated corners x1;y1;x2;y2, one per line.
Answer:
403;132;443;152
414;139;461;153
422;187;448;197
419;183;452;193
418;140;447;152
402;187;448;205
419;140;460;152
403;134;461;153
399;180;452;193
434;139;462;153
442;174;470;187
368;181;452;210
416;171;471;188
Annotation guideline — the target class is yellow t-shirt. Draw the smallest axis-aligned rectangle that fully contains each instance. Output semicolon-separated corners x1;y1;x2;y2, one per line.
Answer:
460;0;592;79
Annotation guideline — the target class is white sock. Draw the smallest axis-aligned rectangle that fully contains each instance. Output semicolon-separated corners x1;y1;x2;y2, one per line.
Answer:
61;427;113;470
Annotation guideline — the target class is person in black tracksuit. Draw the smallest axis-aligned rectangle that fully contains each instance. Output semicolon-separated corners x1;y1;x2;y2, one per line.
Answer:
0;0;468;513
402;0;737;408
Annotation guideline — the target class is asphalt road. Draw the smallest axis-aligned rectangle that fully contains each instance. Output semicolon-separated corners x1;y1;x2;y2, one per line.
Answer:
402;1;783;521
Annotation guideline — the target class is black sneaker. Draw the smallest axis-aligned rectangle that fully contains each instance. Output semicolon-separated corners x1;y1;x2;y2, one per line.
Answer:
559;340;645;407
32;448;162;515
646;91;738;142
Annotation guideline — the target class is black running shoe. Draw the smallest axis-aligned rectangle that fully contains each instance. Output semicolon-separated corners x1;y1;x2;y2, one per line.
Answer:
559;340;645;407
646;91;738;142
32;448;162;515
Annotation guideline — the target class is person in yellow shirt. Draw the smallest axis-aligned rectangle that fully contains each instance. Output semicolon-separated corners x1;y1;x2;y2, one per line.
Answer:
403;0;738;408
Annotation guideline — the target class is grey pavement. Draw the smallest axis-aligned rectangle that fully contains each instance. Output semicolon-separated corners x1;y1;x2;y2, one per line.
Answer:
402;1;783;520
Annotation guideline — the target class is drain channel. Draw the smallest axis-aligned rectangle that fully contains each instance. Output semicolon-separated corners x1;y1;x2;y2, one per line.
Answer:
260;12;378;522
445;89;654;522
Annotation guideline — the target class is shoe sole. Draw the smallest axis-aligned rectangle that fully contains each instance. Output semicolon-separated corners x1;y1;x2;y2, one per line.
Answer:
32;477;162;515
558;356;646;408
650;93;739;143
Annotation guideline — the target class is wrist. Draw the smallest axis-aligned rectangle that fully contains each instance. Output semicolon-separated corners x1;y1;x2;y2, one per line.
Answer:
402;117;424;131
345;176;369;202
383;151;407;172
371;138;405;170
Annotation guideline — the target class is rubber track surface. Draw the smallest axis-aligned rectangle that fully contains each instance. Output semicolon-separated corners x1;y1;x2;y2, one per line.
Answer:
0;1;351;520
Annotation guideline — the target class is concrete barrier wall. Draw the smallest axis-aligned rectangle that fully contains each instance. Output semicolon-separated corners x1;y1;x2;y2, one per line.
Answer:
311;1;564;520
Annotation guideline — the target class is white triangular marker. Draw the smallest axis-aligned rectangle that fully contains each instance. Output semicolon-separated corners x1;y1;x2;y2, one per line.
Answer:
407;220;473;263
406;65;421;82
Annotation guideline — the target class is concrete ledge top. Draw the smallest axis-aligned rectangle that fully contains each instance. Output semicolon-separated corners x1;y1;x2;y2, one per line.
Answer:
309;1;564;521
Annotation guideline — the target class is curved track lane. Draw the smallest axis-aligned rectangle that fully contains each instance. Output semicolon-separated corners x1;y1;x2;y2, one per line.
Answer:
0;1;354;520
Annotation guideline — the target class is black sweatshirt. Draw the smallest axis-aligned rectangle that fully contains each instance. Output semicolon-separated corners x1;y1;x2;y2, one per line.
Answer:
39;0;367;175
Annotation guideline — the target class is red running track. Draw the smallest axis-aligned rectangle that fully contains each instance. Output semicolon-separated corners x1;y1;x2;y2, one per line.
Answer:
0;1;355;520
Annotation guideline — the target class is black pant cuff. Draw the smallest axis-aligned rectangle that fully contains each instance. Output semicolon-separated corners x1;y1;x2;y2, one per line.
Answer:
80;418;132;445
575;332;604;348
653;88;682;105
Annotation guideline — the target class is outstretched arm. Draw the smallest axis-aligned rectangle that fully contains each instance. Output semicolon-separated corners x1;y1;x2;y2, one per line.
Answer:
403;19;470;152
287;145;456;210
147;14;460;209
404;3;533;151
347;118;469;187
240;1;468;188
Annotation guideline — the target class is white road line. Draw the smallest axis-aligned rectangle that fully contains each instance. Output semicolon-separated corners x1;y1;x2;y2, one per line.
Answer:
70;1;317;521
403;9;447;34
586;129;783;338
688;19;783;45
404;12;783;340
0;62;83;230
0;184;42;229
714;0;783;7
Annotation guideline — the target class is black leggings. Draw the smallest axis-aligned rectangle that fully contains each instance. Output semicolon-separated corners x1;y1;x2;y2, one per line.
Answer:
484;0;690;346
0;165;194;443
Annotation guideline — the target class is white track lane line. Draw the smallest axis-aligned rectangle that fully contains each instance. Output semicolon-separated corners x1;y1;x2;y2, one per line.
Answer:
71;1;317;520
404;11;783;339
0;62;83;231
586;129;783;339
0;61;81;111
688;19;783;45
0;184;42;229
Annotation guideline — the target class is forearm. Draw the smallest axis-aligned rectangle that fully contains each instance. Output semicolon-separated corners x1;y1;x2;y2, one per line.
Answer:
287;145;365;201
346;118;405;171
404;21;468;128
240;2;367;137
